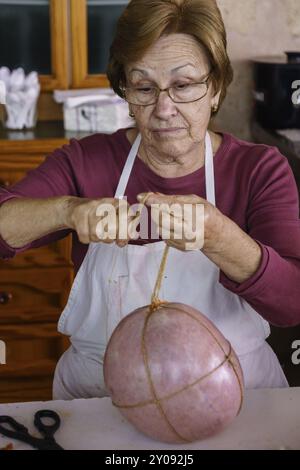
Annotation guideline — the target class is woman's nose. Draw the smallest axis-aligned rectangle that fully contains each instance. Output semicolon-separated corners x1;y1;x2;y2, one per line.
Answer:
153;91;178;119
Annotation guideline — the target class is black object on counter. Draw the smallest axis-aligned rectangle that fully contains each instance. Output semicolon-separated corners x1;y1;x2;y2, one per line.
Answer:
253;52;300;129
0;409;64;450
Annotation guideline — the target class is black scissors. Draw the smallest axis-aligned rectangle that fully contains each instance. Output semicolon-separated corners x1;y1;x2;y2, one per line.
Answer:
0;409;64;450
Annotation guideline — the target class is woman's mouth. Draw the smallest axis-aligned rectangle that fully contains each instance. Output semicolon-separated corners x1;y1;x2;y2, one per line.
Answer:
152;128;186;134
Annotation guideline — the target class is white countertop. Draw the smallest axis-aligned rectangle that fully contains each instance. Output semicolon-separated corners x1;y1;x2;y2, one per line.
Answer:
0;388;300;450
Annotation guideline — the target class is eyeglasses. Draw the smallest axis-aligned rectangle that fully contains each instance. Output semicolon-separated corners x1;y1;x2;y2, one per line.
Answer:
123;73;211;106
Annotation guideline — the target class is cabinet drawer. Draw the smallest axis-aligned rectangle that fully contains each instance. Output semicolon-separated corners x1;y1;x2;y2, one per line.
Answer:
0;375;55;403
0;322;69;403
0;169;28;188
0;160;40;188
0;235;73;269
0;322;67;367
0;267;73;323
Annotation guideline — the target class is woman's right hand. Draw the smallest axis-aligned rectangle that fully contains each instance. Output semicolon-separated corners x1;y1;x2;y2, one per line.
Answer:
65;196;132;247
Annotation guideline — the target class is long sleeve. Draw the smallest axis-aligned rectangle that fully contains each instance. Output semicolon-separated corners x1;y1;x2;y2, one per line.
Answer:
0;138;83;259
219;147;300;327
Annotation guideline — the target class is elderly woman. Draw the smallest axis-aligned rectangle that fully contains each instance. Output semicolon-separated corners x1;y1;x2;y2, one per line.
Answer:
0;0;300;399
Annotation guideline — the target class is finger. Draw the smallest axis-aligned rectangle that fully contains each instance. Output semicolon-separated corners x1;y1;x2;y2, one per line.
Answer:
138;192;205;206
96;216;118;244
127;218;140;240
89;215;103;243
116;201;131;242
150;206;184;239
136;192;156;205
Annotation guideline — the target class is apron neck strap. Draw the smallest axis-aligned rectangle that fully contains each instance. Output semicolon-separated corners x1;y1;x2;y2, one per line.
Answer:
114;132;142;199
114;130;216;206
205;131;216;207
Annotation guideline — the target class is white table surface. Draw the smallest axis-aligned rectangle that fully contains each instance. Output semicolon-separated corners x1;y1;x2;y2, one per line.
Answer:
0;388;300;450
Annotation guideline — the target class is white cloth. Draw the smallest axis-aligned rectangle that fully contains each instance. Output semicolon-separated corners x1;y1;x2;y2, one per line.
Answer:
2;389;300;450
54;131;288;399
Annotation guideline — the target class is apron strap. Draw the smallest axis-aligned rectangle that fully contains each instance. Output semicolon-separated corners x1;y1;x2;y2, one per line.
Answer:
205;131;216;207
114;130;216;207
114;133;142;199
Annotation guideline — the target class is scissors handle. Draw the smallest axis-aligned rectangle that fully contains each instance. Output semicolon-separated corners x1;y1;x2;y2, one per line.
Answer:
34;410;61;439
0;415;29;438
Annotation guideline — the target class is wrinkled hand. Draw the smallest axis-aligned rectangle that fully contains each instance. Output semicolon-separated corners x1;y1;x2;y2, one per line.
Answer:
137;192;224;251
66;197;133;247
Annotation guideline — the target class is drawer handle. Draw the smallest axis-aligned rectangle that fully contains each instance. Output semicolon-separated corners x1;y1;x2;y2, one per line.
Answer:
0;179;11;188
0;292;13;305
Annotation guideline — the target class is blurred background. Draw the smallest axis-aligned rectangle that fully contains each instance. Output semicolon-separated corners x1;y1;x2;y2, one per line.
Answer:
215;0;300;140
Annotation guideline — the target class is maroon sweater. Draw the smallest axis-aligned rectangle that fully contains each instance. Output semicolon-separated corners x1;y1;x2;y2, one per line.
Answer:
0;129;300;327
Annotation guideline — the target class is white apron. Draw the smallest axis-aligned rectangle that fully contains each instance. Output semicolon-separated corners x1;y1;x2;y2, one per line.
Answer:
53;131;288;400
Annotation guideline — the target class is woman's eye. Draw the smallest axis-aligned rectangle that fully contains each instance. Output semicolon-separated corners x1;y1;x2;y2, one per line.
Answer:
136;87;154;94
174;83;190;90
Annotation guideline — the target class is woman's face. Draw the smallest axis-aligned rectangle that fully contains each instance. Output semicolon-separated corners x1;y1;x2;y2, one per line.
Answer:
125;33;220;157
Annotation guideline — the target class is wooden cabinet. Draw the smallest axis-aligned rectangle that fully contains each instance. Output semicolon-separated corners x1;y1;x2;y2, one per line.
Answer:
41;0;69;91
70;0;128;89
0;1;129;121
0;123;87;403
0;0;126;400
0;0;69;91
0;0;128;92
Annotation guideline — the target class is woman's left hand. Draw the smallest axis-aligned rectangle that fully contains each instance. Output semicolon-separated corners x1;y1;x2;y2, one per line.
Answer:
137;192;224;252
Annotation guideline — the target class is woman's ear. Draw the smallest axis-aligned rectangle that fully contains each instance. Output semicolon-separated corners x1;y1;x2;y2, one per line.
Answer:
212;89;221;109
